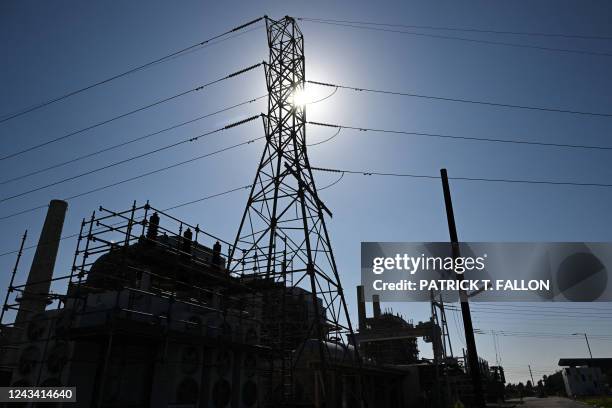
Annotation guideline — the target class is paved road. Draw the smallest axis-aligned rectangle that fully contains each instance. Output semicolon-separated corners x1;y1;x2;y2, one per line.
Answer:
513;397;588;408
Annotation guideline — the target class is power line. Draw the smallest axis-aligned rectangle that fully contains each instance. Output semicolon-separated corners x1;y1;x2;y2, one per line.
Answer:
0;183;254;259
306;86;339;105
471;313;612;322
504;369;560;374
0;171;345;260
0;62;263;162
1;91;344;192
462;310;612;325
450;305;467;348
0;114;262;204
0;17;264;124
308;121;612;151
466;307;612;318
307;127;343;147
477;333;612;342
482;330;612;339
0;135;266;223
503;366;559;370
308;80;612;118
1;82;337;185
298;18;612;58
474;319;610;329
0;95;267;186
455;302;612;312
464;307;612;318
139;24;264;69
446;305;612;318
158;184;254;212
298;17;612;41
0;126;346;258
318;171;345;190
311;166;612;189
448;310;612;339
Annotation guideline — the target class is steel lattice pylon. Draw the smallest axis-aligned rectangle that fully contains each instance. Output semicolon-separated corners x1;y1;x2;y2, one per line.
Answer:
228;16;363;404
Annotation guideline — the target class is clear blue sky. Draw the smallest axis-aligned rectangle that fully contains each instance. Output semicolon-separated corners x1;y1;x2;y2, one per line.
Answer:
1;0;612;384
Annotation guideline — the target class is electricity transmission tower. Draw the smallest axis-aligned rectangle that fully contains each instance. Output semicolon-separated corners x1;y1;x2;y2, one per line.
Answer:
228;15;363;404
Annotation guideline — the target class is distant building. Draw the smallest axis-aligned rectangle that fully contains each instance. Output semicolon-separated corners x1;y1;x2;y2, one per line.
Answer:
558;358;612;396
561;366;605;396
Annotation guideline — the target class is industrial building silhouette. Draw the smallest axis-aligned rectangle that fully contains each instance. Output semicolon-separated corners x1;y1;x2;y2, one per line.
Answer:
0;200;507;407
0;15;509;408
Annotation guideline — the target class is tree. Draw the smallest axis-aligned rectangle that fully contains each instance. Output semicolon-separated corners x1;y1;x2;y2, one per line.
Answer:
526;380;534;395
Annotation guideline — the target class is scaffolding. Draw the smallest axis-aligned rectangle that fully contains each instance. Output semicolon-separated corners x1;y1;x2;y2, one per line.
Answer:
1;200;361;406
0;202;282;405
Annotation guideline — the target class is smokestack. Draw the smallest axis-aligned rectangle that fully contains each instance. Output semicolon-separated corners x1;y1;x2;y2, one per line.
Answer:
15;200;68;326
356;285;366;329
372;294;381;319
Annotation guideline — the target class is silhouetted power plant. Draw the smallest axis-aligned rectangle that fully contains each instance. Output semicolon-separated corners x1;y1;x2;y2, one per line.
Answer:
0;16;507;408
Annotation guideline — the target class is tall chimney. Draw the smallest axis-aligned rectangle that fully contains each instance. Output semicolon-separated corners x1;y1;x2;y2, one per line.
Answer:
356;285;366;330
372;294;381;319
15;200;68;326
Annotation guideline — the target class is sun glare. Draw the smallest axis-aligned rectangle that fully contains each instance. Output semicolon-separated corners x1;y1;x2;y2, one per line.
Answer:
290;87;310;107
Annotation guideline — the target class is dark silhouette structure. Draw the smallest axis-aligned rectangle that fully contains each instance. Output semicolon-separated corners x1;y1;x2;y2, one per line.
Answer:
0;17;509;408
228;15;363;405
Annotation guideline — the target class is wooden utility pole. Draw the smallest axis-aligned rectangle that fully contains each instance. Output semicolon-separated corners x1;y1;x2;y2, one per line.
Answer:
440;168;486;408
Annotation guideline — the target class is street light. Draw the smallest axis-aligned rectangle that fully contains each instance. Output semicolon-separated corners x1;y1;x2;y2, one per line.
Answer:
572;333;593;359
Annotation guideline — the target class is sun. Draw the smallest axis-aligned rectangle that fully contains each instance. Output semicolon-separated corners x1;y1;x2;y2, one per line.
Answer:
290;86;311;107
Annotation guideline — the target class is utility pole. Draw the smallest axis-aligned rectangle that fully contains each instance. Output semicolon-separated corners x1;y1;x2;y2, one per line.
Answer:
440;168;486;408
584;333;593;358
529;365;534;385
573;333;593;358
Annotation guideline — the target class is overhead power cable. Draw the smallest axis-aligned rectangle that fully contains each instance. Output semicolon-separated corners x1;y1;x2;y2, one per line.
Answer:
0;62;263;162
298;18;612;58
480;333;612;342
308;80;612;118
0;114;262;203
489;330;612;339
478;330;612;339
470;312;611;322
0;17;264;124
0;95;267;186
0;135;266;222
152;25;264;66
306;86;339;105
311;166;612;189
474;320;607;329
0;122;346;256
0;170;346;261
163;184;254;212
0;172;349;259
307;121;612;151
460;303;612;311
445;305;612;318
473;316;612;324
168;167;343;212
0;183;254;259
318;171;345;190
307;127;343;147
297;17;612;41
